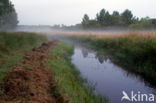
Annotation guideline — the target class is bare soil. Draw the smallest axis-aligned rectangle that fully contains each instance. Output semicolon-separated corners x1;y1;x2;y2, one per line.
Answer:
0;41;69;103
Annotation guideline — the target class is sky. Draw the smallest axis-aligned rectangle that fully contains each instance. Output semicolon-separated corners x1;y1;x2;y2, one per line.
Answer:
11;0;156;25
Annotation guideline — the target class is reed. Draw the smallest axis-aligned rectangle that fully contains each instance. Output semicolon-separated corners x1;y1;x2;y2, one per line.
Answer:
69;32;156;84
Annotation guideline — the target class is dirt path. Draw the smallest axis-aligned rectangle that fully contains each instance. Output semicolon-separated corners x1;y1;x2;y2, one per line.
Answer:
0;41;64;103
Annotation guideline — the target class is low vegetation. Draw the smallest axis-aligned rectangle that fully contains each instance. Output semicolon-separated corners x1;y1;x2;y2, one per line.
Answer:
0;31;47;92
69;33;156;84
0;32;107;103
46;41;107;103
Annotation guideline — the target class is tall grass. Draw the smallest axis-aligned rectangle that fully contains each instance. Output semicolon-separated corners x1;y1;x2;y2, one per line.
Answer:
46;41;107;103
0;31;47;56
0;31;47;92
70;33;156;84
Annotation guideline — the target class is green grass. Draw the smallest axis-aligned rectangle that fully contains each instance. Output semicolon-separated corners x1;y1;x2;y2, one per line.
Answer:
70;34;156;84
0;31;47;93
46;41;107;103
0;31;47;56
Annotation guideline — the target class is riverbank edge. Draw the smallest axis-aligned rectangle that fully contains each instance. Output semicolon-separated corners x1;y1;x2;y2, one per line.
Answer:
46;41;108;103
68;35;156;86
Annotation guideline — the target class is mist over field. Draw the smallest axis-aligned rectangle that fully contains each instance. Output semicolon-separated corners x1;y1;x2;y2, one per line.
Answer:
0;0;156;103
14;25;156;36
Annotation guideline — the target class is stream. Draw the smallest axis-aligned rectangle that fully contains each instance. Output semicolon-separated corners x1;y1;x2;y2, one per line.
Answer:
71;45;156;103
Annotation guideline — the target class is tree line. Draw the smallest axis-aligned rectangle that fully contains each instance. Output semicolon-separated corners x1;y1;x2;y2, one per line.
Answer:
0;0;18;29
81;9;156;29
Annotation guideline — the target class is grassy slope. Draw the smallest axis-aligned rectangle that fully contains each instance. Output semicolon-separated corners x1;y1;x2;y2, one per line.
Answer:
0;32;47;93
70;34;156;84
46;41;107;103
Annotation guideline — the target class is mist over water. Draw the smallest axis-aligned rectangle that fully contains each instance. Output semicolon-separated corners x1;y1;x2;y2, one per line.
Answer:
14;25;156;36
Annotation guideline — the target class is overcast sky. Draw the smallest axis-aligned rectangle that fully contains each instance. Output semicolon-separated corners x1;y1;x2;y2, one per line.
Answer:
11;0;156;25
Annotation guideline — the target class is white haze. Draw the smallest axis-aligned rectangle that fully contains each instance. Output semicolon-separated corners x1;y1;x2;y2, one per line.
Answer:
11;0;156;26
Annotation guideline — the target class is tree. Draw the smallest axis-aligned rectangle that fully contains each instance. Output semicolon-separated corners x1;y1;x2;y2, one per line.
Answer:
111;11;123;26
129;17;153;29
112;11;120;16
151;19;156;27
87;20;101;28
96;9;106;26
81;8;155;29
103;11;111;26
121;9;133;25
81;14;90;28
0;0;18;29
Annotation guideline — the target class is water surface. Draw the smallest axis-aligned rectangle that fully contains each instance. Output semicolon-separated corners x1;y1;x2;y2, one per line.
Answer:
72;46;156;103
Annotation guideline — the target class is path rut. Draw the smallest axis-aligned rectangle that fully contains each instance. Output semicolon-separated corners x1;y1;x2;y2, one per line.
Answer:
0;41;66;103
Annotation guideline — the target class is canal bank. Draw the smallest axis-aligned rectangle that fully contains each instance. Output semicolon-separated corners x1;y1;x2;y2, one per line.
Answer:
71;45;156;103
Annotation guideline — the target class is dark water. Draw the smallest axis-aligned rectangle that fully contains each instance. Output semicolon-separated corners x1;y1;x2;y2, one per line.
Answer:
72;46;156;103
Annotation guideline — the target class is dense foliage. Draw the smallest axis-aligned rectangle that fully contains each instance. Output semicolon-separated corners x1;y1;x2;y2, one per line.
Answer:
0;0;18;29
81;9;156;29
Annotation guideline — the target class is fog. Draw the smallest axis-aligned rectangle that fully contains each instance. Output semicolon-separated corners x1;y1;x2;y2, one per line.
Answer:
14;25;156;37
11;0;156;25
9;0;156;35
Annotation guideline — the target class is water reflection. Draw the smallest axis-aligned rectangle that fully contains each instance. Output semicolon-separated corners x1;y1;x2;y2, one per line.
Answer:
81;47;89;58
81;46;109;64
72;46;156;103
95;54;109;64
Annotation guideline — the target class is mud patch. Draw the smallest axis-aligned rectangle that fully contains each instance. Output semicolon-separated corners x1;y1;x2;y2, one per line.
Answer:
0;41;68;103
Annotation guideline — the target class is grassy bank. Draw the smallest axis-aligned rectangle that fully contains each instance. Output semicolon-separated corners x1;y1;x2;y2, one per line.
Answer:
0;32;47;90
46;41;107;103
70;33;156;84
